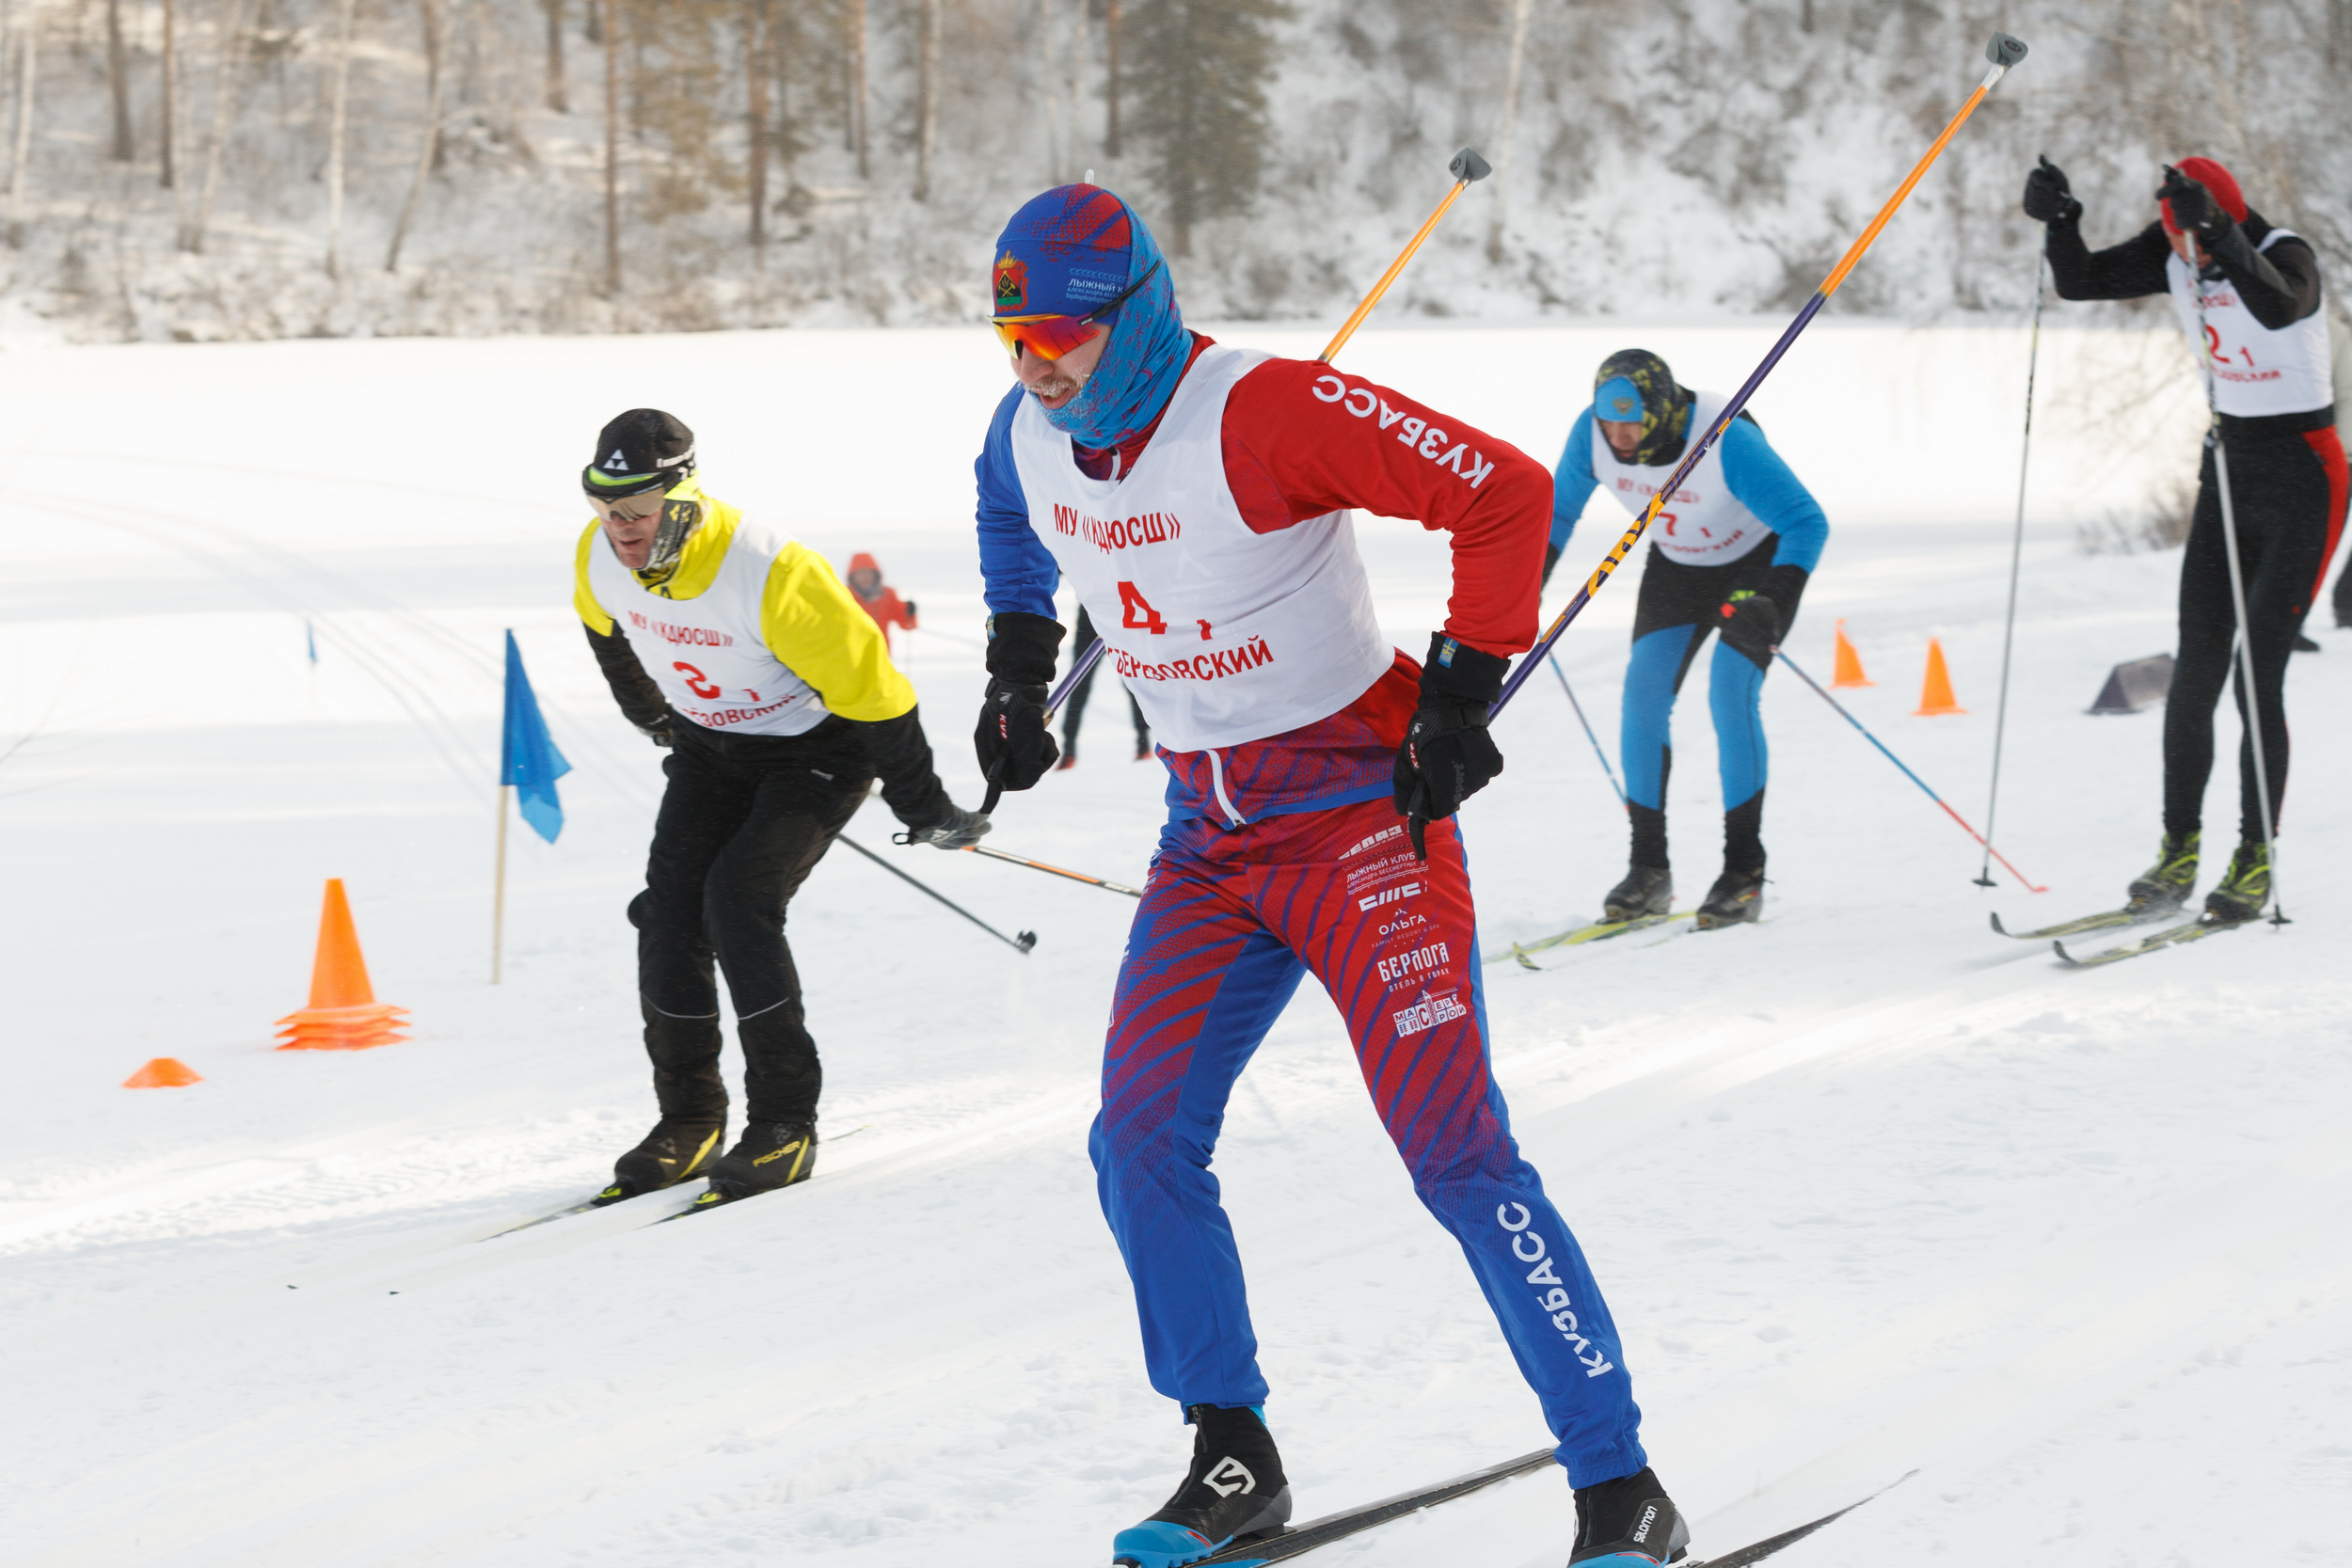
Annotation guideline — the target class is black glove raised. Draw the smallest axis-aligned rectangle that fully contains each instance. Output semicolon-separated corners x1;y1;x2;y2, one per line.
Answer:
2021;154;2080;225
898;804;992;849
1393;633;1507;845
2158;164;2228;243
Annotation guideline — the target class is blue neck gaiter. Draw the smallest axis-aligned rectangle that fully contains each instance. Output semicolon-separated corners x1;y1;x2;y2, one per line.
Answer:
993;185;1190;449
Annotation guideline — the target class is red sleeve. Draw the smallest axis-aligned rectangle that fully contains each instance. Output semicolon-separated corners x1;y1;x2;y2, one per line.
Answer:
1220;357;1548;658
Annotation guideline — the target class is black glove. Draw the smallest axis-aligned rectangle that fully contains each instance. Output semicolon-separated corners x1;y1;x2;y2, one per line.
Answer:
903;599;918;622
2158;164;2228;243
974;610;1066;794
975;679;1059;791
1716;563;1808;662
898;804;992;849
2022;154;2080;225
638;713;675;749
1393;633;1507;837
1541;541;1562;588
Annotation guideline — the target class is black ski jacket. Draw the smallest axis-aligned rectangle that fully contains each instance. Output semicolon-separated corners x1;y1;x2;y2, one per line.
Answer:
2045;209;2323;330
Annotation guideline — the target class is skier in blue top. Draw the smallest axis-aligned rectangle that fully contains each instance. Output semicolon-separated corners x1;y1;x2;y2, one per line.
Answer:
1547;349;1829;928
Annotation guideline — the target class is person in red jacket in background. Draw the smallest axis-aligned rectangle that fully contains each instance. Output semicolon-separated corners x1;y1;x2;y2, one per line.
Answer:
971;182;1679;1568
844;552;918;653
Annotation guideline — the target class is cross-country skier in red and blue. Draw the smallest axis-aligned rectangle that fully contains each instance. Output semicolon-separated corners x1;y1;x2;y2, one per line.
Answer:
972;184;1684;1568
1545;350;1828;929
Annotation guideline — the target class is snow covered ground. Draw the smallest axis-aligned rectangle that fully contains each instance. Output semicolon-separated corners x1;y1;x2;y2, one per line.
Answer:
2;324;2347;1568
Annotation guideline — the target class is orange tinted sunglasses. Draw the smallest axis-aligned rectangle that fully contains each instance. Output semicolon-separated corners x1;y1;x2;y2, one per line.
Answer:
990;259;1163;360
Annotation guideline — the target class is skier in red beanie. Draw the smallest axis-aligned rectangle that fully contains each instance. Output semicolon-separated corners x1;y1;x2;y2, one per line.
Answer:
2024;153;2347;922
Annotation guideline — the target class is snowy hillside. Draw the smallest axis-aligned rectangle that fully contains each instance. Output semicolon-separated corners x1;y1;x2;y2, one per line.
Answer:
3;324;2349;1567
3;0;2348;342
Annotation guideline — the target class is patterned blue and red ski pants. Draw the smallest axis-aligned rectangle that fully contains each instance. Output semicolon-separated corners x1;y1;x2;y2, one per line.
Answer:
1089;795;1648;1485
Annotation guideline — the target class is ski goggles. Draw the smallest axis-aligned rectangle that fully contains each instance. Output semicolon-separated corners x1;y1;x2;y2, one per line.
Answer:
587;488;668;523
989;258;1163;360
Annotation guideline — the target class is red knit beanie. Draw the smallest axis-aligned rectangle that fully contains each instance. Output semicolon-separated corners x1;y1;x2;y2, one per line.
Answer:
2161;156;2247;232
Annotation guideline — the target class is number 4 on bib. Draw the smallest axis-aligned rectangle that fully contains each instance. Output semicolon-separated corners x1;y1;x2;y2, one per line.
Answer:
1118;580;1168;635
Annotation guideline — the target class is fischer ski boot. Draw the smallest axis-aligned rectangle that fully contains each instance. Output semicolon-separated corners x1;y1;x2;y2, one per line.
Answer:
1694;865;1764;930
1111;1403;1292;1568
2202;839;2271;923
1603;864;1674;923
1568;1466;1690;1565
704;1119;818;1200
607;1117;726;1203
2125;831;2200;915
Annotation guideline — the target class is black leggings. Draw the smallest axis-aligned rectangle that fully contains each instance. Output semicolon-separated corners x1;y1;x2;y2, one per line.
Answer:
629;727;871;1124
1062;606;1149;753
2164;426;2340;843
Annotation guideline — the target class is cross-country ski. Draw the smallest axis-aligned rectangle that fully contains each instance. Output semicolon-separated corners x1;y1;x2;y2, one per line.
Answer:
8;10;2351;1568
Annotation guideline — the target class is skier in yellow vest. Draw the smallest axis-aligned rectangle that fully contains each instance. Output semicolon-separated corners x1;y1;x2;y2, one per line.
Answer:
574;409;990;1207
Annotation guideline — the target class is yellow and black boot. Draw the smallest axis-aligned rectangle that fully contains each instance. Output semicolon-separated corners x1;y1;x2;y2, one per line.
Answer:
706;1119;818;1200
605;1117;726;1204
2126;832;2199;914
2202;840;2271;924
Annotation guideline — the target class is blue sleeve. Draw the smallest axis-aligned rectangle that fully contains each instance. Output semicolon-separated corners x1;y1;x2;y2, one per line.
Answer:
1549;406;1599;553
977;386;1060;620
1718;418;1827;573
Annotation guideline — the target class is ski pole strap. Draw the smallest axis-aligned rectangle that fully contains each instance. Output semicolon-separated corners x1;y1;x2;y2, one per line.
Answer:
1489;33;2026;721
1774;649;2047;893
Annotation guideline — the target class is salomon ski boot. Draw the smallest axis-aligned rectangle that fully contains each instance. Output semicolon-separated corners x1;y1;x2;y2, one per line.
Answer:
607;1117;726;1202
704;1119;818;1200
1603;864;1674;923
1569;1466;1690;1565
2125;831;2200;914
1694;865;1764;930
1111;1404;1292;1568
2202;839;2270;923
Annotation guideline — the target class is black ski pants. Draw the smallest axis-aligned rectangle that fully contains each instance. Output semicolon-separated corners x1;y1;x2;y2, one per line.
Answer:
629;722;871;1126
2165;422;2343;844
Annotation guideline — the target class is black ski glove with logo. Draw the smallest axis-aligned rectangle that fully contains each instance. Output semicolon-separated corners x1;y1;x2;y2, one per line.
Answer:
974;611;1065;792
898;803;993;849
2021;154;2080;225
1394;632;1507;830
1717;564;1808;662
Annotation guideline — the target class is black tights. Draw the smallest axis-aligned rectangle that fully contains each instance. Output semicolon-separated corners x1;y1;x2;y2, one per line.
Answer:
2164;428;2335;844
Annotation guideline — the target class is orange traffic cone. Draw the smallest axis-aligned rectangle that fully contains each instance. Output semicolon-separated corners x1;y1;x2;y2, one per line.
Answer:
275;879;409;1051
1831;620;1874;688
1915;638;1967;716
124;1057;203;1088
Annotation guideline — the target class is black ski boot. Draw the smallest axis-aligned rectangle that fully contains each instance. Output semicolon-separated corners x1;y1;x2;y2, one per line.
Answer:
1568;1466;1690;1565
1111;1404;1292;1568
2126;831;2199;914
1694;865;1764;929
1603;864;1673;923
704;1119;818;1199
2202;839;2271;923
606;1117;726;1203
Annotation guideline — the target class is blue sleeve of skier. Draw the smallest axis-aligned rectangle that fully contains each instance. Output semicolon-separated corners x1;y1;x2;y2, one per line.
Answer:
977;384;1059;620
1545;405;1600;584
1716;419;1827;573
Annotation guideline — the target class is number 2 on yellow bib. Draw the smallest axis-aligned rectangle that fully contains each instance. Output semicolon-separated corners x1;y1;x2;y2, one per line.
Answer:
1118;580;1168;635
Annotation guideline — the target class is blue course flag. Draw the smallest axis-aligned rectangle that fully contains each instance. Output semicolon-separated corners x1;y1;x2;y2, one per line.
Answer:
501;630;573;844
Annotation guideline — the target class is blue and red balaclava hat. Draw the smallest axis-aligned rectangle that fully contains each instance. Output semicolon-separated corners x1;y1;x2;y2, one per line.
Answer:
993;184;1190;449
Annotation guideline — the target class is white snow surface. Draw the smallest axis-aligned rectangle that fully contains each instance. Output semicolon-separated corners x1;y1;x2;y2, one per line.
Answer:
2;325;2347;1567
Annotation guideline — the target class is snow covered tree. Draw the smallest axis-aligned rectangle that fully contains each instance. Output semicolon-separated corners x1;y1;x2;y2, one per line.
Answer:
1125;0;1290;256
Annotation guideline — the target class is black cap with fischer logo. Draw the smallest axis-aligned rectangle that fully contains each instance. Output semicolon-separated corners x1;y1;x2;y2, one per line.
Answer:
583;408;696;499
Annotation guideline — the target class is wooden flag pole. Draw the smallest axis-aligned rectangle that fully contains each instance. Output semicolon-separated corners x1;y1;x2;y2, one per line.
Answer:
492;784;510;983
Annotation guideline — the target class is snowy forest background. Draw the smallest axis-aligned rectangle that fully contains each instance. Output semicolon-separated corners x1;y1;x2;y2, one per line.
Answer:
0;0;2348;342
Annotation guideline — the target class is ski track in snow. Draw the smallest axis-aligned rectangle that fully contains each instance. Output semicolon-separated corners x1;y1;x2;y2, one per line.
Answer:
1;327;2346;1567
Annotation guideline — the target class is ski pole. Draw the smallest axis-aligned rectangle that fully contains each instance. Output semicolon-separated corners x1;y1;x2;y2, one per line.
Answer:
1774;646;2047;892
835;834;1039;953
983;148;1495;815
1977;240;2045;888
1549;654;1626;810
962;843;1144;899
1490;32;2030;721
